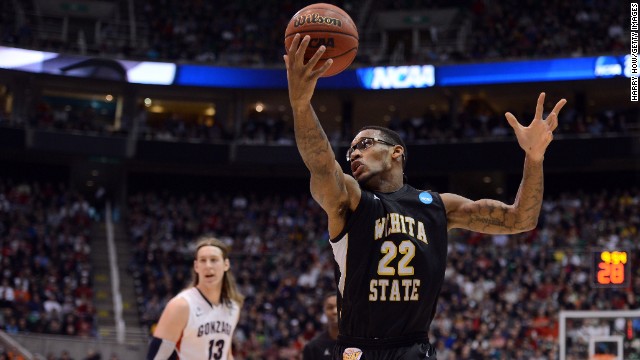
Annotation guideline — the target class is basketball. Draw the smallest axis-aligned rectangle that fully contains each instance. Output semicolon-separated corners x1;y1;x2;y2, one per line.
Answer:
284;3;358;77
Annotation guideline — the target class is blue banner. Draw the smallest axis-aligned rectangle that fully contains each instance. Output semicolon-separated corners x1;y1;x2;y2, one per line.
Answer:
435;55;630;86
176;64;360;89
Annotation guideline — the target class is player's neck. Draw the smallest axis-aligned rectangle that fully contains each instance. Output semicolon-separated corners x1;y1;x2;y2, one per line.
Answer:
196;284;222;305
328;324;339;340
364;177;403;193
363;168;404;193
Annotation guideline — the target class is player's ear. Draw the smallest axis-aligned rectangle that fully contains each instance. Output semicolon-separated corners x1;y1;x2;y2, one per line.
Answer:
224;258;230;272
392;145;404;162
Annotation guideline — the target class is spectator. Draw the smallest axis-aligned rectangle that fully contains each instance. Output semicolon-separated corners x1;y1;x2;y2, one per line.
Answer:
0;178;97;337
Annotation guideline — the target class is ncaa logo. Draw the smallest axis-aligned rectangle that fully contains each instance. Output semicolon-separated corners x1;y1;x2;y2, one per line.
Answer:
308;38;335;48
343;348;363;360
419;191;433;205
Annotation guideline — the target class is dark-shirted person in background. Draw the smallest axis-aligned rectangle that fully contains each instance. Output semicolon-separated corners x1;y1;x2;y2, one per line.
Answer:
303;293;338;360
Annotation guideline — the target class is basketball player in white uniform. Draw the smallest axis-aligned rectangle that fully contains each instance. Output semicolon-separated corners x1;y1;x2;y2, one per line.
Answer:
147;237;244;360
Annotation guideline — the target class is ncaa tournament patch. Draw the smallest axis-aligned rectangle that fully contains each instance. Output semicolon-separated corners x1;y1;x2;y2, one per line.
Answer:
343;347;363;360
419;191;433;204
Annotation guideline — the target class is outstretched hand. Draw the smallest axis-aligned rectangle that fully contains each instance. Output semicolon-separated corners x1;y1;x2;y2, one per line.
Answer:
283;34;333;107
505;92;567;162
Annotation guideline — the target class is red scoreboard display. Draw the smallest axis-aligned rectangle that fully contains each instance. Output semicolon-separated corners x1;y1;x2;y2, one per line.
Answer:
591;249;631;288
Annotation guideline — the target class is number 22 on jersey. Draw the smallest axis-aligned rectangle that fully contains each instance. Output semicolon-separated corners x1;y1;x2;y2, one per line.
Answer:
369;240;421;302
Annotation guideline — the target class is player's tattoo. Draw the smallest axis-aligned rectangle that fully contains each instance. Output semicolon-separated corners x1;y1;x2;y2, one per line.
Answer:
297;116;335;172
466;202;513;231
515;159;544;229
470;216;506;228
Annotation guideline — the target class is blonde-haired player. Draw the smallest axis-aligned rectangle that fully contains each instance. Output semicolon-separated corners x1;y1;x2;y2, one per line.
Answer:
147;236;243;360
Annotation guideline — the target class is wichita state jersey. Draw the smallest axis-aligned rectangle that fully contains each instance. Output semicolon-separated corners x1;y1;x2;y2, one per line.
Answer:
330;184;448;344
175;287;240;360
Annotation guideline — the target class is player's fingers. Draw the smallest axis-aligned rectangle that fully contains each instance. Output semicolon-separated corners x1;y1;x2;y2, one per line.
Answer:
306;45;327;70
534;92;545;120
546;112;558;131
288;33;301;58
311;58;333;78
551;98;567;116
505;112;520;130
283;55;289;69
295;35;311;61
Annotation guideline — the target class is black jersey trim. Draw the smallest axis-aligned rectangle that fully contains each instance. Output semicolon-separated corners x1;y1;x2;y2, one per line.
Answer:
329;190;367;243
430;192;448;229
372;184;410;200
195;287;214;308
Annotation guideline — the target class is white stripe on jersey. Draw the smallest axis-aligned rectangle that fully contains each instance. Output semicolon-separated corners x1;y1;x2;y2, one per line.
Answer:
176;287;240;360
331;234;348;295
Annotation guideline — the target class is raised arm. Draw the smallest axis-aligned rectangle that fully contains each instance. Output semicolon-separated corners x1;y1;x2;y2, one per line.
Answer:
284;34;360;237
443;93;567;234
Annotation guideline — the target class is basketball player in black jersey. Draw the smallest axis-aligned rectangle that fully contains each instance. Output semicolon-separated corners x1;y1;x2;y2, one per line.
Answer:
303;293;338;360
284;34;566;359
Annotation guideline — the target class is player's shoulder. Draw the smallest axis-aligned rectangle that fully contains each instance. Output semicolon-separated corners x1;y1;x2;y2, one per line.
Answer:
304;331;335;358
228;299;242;312
306;331;332;346
438;192;468;211
306;332;321;344
163;294;190;316
174;287;196;301
176;287;204;304
405;183;436;194
303;335;321;352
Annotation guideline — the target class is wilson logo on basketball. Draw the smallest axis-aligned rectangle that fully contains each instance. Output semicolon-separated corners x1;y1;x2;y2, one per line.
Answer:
308;38;335;48
294;13;342;27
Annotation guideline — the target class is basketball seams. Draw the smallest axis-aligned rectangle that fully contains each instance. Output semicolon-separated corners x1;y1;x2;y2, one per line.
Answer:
284;30;359;40
291;5;352;20
304;48;358;60
303;7;357;30
285;6;358;37
285;23;358;37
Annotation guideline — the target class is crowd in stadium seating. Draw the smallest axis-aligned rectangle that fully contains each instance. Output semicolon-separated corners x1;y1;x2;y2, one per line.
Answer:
138;0;629;65
22;101;639;146
0;0;628;65
214;104;639;144
467;0;627;61
0;178;97;339
129;185;639;359
28;101;118;136
389;105;637;144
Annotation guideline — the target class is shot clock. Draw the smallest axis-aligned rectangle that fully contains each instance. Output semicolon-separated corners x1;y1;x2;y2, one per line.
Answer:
591;249;631;288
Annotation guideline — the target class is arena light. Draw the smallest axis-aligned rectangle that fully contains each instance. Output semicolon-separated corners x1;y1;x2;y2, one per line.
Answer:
0;46;176;85
125;61;176;85
0;47;57;70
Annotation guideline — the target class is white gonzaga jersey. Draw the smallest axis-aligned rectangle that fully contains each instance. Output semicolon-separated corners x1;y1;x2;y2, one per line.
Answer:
176;287;240;360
